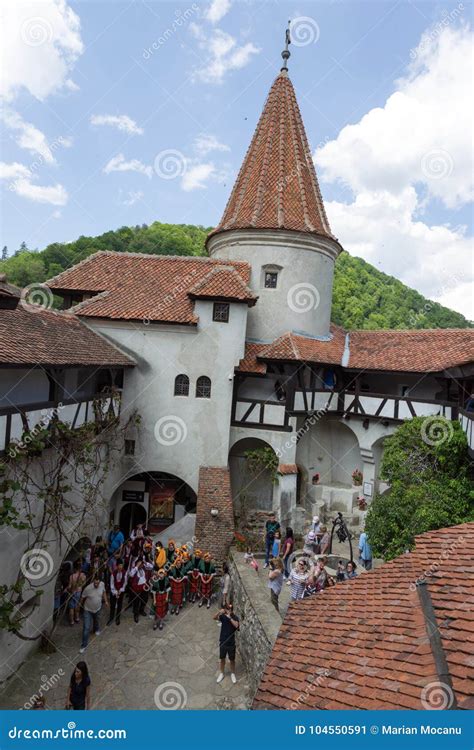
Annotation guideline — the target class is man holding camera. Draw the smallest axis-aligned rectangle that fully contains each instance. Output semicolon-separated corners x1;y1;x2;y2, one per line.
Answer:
213;603;240;684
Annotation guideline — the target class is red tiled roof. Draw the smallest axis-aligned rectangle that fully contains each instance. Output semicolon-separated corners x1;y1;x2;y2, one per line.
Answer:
237;342;268;374
207;71;337;244
255;327;473;373
278;464;298;475
188;265;257;305
348;329;474;372
253;523;474;711
0;305;135;368
47;252;252;323
259;325;347;366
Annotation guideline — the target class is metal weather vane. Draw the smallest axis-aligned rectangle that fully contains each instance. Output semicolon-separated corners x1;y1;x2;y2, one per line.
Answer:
281;21;291;71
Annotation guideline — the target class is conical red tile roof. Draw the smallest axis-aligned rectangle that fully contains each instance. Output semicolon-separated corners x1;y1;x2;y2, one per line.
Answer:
208;70;336;243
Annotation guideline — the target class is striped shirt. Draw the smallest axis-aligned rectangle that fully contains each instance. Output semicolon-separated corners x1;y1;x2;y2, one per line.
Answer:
289;569;308;600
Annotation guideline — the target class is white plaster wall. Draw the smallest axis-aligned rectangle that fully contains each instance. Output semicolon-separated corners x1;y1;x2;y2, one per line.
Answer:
87;300;248;492
0;370;49;407
295;416;362;487
208;230;340;341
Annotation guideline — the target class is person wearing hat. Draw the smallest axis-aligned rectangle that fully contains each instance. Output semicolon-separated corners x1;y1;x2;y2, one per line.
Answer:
166;539;177;566
154;541;167;569
169;556;186;615
198;553;215;609
152;567;170;630
187;549;202;603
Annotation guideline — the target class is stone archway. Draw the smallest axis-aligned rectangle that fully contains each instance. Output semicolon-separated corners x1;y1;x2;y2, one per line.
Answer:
229;437;277;525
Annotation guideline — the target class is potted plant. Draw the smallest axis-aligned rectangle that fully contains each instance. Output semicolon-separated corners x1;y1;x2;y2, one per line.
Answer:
352;468;363;486
357;496;367;511
312;472;320;485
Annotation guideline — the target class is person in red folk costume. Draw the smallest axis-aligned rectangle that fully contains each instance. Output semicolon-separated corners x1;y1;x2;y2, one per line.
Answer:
198;552;215;609
129;557;153;623
152;567;170;630
169;556;186;615
187;548;202;603
107;559;127;626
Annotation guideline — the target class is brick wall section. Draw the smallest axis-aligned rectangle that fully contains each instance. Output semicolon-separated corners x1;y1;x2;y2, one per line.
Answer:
195;466;235;562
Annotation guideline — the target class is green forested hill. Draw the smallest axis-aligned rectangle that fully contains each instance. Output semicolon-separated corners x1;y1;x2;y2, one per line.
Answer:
1;222;471;329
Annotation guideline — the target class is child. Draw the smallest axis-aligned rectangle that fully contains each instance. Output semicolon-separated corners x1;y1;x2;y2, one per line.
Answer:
169;557;186;615
244;547;253;564
271;530;281;558
336;560;345;582
187;549;202;603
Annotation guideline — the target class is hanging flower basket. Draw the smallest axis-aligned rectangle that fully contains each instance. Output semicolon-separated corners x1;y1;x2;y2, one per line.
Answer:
357;496;367;511
312;472;320;485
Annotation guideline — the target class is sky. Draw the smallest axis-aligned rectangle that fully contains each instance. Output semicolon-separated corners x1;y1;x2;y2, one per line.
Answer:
0;0;473;319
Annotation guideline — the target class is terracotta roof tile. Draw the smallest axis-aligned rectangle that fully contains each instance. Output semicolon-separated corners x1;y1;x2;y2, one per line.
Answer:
256;327;473;373
236;342;267;374
47;251;251;324
188;265;257;305
278;464;298;475
0;305;135;368
253;522;474;711
207;71;337;244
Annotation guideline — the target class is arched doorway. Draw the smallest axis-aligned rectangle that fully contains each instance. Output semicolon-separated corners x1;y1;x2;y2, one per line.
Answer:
229;437;277;522
119;502;147;537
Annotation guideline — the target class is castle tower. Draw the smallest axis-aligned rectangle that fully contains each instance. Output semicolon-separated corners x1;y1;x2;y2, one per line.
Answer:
206;42;343;342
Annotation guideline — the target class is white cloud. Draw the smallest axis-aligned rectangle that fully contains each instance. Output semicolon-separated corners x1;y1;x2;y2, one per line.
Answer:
120;190;144;206
90;114;144;135
103;153;153;179
205;0;231;24
192;28;259;83
1;0;84;102
181;162;215;191
0;162;31;180
1;160;68;206
194;133;230;156
314;25;473;319
1;109;57;163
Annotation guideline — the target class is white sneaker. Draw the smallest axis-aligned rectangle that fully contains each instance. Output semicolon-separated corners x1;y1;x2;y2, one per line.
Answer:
263;563;269;568
230;673;237;684
79;646;86;654
94;630;101;637
216;672;224;684
286;580;291;585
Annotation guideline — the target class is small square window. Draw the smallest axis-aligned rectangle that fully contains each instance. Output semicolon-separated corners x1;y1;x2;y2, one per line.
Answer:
213;302;230;322
264;271;278;289
124;439;135;456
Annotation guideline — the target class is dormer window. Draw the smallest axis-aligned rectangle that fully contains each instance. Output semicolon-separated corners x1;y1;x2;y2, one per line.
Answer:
264;271;278;289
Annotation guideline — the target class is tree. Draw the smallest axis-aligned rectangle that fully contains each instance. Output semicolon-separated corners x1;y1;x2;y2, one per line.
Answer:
1;246;7;261
366;417;474;559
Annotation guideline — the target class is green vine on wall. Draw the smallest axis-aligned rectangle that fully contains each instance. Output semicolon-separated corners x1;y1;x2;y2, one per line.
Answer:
244;446;279;483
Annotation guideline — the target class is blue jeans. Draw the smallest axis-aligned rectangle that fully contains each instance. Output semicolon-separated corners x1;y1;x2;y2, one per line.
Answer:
283;556;291;578
265;537;273;565
81;609;101;648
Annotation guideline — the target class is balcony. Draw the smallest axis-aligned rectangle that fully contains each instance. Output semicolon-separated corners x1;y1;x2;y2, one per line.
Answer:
0;392;121;456
459;409;474;456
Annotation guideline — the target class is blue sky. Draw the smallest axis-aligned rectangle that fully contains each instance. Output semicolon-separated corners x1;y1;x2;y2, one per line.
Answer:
1;0;473;317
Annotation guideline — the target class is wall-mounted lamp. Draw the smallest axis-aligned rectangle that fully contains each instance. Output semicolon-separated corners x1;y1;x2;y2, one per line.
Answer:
210;508;219;517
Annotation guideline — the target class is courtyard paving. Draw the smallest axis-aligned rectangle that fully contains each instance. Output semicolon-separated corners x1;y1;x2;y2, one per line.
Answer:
0;600;250;711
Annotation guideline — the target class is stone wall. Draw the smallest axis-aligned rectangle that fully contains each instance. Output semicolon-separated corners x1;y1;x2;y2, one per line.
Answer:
228;548;282;699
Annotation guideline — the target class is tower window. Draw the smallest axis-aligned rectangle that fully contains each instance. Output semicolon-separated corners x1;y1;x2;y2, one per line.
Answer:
264;271;278;289
213;302;230;322
174;374;190;396
196;376;211;398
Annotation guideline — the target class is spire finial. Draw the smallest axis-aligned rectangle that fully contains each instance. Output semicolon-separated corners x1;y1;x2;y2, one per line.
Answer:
281;20;291;72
